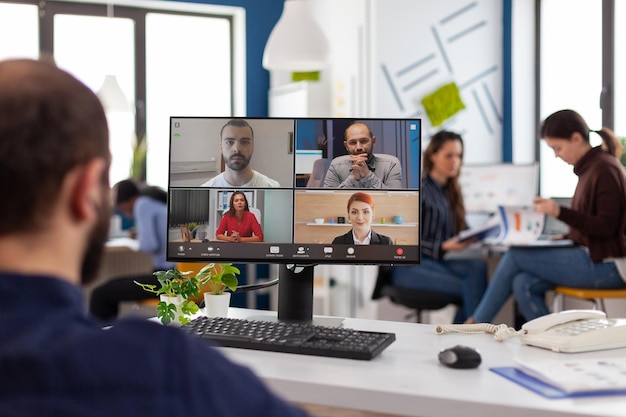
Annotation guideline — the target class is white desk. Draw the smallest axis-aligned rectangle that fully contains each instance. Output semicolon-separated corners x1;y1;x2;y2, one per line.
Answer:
219;308;626;417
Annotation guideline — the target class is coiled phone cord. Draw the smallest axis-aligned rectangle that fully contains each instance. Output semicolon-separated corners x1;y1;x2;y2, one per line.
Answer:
435;323;524;341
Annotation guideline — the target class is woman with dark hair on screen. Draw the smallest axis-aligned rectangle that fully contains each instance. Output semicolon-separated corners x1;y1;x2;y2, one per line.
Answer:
389;130;488;323
332;192;392;245
466;109;626;324
216;191;264;242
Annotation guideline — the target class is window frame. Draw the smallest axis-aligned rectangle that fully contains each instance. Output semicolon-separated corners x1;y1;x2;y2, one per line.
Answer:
536;0;622;196
1;0;245;182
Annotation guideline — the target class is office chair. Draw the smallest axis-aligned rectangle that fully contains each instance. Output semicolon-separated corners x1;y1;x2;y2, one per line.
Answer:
372;266;462;323
306;158;330;187
552;286;626;315
249;206;262;225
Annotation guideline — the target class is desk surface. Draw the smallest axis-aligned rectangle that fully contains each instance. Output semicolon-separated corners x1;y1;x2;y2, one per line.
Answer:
219;308;626;417
105;237;140;252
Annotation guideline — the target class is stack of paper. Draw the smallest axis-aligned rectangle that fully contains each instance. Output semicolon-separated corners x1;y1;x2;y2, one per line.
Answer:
457;205;573;247
491;358;626;398
517;358;626;393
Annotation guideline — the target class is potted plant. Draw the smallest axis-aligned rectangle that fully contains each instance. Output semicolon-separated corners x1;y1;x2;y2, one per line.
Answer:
134;263;240;325
200;263;241;318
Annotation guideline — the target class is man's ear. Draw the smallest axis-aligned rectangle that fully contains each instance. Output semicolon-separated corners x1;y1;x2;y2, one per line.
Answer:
70;158;107;221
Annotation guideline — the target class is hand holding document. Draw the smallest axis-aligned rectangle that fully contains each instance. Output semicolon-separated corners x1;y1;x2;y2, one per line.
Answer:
457;215;501;242
458;206;573;247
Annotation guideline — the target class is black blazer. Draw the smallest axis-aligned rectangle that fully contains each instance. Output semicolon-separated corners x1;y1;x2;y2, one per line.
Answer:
332;229;393;245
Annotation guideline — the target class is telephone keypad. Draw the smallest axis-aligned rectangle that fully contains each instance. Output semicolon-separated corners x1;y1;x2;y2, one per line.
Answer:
555;319;609;336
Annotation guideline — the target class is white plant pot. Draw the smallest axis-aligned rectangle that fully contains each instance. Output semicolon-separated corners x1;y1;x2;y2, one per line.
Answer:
160;294;185;325
204;292;231;318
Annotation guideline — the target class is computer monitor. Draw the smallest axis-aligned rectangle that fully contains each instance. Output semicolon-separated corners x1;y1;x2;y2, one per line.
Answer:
166;117;421;323
460;163;539;213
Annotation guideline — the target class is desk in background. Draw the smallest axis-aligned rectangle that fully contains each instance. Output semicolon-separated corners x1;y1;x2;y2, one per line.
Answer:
219;308;625;417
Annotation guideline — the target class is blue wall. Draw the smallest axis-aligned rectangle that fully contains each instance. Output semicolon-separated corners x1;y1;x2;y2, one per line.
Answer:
171;0;284;117
502;0;512;162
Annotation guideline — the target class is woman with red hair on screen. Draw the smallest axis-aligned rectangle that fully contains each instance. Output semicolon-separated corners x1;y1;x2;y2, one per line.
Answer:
332;192;392;245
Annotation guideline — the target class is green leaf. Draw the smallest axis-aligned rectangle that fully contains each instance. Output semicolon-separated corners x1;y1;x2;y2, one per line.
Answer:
181;300;199;315
156;301;176;325
221;273;238;292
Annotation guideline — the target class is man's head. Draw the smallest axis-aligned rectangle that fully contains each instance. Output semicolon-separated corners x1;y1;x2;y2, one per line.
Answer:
219;119;254;172
344;122;376;158
113;179;140;219
0;58;111;285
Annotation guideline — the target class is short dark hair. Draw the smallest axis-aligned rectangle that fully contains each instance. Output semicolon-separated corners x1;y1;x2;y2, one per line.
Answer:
220;118;254;140
114;180;140;204
0;58;109;234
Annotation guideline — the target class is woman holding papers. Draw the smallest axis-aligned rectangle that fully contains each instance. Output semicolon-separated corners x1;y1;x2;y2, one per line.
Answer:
391;131;488;323
466;109;626;324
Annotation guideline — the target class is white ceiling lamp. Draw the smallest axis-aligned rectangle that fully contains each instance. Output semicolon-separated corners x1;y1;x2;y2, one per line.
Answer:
96;74;131;113
262;0;329;73
96;3;131;113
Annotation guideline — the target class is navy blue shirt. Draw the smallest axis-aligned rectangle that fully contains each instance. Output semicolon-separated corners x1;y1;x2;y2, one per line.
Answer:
0;273;309;417
421;173;456;260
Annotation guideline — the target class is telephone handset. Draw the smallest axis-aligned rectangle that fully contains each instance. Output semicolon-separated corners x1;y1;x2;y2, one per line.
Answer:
520;309;626;353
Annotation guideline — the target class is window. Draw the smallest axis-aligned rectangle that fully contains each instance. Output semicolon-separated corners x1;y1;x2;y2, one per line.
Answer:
539;0;602;198
145;12;233;188
0;3;38;60
54;14;136;187
539;0;625;197
0;0;245;190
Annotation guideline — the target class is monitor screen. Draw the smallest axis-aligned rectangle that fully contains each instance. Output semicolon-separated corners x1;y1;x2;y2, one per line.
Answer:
166;117;422;267
459;163;539;213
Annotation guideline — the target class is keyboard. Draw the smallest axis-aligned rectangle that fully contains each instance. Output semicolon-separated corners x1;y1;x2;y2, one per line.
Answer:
182;316;396;360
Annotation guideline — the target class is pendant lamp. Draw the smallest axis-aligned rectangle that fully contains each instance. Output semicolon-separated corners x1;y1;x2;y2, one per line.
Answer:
96;74;131;113
262;0;329;72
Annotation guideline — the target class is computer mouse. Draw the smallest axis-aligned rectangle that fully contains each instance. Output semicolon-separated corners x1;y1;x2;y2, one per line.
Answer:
438;345;482;369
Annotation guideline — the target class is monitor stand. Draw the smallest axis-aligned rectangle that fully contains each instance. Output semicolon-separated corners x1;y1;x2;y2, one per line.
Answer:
246;264;344;328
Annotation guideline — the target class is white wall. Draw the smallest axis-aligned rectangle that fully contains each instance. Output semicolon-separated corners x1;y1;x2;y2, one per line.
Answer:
310;0;506;165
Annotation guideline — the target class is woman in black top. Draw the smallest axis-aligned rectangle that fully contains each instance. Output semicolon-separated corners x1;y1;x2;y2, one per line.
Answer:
390;131;488;323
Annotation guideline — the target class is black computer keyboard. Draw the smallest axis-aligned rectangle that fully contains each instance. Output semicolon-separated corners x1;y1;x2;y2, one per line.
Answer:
182;316;396;360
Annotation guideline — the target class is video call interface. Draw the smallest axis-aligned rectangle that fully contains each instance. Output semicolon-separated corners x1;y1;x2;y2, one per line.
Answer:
166;117;421;265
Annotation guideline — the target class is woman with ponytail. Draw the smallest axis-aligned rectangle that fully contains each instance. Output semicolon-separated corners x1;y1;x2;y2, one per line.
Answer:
466;109;626;324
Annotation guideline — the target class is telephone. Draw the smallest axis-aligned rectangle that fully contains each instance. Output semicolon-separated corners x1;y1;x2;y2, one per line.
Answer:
520;309;626;353
435;309;626;353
